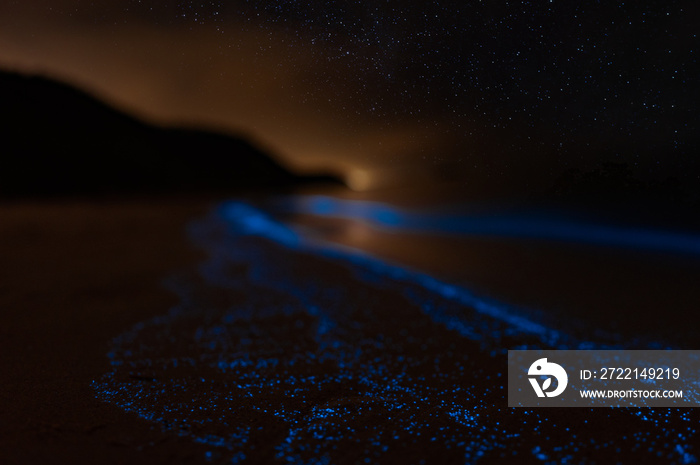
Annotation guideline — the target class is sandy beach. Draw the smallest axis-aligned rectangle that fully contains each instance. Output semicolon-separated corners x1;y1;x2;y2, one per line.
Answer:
3;194;700;463
0;199;214;463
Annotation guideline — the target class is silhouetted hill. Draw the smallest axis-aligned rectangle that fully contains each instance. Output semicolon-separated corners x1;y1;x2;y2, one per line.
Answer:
0;71;340;197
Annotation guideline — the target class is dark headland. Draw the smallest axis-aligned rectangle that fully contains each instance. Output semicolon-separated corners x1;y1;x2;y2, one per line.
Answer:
0;70;341;198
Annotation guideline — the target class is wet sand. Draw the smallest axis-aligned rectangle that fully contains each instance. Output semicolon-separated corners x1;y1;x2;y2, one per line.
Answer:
0;200;214;463
285;212;700;346
3;196;700;463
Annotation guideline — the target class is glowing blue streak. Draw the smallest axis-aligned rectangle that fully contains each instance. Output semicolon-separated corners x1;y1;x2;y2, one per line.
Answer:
277;195;700;257
218;200;609;349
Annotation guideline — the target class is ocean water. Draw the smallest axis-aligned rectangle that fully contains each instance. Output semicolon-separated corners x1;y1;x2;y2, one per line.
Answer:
93;197;700;464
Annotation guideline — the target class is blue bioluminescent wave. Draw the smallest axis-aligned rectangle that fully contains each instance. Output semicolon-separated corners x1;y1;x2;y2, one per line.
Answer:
276;195;700;256
93;198;699;464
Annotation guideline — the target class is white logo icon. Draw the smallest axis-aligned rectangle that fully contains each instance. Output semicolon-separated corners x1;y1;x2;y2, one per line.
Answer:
528;358;568;397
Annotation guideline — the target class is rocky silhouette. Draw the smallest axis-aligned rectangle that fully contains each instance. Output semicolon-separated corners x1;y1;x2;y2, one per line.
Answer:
0;70;338;197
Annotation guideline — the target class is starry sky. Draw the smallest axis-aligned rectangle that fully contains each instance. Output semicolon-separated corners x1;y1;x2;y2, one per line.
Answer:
0;0;697;190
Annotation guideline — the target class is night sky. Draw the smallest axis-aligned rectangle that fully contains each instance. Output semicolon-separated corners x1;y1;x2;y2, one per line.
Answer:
1;1;696;189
